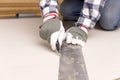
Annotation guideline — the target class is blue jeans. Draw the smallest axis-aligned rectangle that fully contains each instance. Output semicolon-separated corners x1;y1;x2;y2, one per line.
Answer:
60;0;120;30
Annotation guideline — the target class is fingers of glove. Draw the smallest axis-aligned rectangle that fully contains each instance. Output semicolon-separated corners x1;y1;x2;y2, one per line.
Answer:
71;38;77;44
50;21;65;51
66;33;72;44
58;22;66;46
50;30;65;51
58;31;65;47
71;38;85;47
66;33;85;46
76;39;85;47
50;32;59;51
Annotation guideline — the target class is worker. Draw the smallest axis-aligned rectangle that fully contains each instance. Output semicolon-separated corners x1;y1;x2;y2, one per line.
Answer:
39;0;120;51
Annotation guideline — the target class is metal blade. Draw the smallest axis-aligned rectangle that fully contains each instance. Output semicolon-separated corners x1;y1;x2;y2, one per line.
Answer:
58;42;89;80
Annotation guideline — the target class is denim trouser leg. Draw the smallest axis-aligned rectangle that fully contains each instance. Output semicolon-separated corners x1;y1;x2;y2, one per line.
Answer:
99;0;120;30
118;21;120;27
60;0;84;20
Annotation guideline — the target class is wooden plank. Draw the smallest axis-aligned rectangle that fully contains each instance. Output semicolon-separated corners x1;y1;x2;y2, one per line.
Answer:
0;7;40;11
0;0;39;3
0;0;63;18
0;3;39;7
0;13;16;18
0;12;40;18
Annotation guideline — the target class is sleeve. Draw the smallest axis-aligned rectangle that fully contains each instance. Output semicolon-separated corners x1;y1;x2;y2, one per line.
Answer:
76;0;106;29
39;0;58;16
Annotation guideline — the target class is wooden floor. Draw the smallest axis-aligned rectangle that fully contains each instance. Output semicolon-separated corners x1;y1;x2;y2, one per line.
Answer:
0;3;40;18
0;0;63;18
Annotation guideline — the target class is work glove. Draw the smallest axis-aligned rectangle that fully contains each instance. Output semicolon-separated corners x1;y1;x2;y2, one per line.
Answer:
65;26;89;47
39;13;65;51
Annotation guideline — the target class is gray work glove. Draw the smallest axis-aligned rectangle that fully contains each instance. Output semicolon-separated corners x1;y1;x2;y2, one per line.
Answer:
39;13;65;51
65;26;88;47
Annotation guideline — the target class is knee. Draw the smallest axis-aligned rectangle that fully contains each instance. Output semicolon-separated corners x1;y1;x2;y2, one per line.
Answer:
99;21;118;31
99;11;119;31
100;24;118;31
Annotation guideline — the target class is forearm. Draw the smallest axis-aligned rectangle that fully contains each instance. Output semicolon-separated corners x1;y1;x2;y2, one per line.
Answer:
39;0;59;16
76;0;106;29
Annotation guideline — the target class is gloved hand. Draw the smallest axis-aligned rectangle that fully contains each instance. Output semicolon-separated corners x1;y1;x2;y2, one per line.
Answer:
39;13;65;51
65;26;88;47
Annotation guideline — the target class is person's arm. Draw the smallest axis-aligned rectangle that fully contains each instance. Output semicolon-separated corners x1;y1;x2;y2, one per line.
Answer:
40;0;58;16
76;0;106;29
39;0;65;51
65;0;106;47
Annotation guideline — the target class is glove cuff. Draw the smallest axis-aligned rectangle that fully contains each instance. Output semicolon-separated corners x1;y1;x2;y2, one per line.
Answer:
43;13;58;22
79;26;89;34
